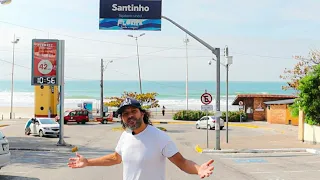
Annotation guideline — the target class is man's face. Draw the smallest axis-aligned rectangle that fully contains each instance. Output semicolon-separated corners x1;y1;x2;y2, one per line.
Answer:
121;106;144;130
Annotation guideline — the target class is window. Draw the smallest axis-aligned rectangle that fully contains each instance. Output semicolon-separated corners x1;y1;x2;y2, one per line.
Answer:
39;119;57;124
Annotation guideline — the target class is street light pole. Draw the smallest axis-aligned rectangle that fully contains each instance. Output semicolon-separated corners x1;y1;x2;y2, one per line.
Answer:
128;33;145;94
161;15;222;150
100;59;113;118
10;34;19;119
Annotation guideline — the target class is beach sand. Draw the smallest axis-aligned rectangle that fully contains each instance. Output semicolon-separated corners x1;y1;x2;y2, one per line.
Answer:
0;106;77;120
0;107;34;119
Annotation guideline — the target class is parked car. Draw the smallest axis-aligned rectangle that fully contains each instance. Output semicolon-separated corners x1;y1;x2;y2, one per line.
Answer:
25;118;60;137
0;130;10;169
96;113;113;124
196;116;225;130
56;109;89;124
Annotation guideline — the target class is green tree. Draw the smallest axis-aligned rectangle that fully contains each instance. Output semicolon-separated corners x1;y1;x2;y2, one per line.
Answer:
280;50;320;92
296;64;320;125
105;91;160;109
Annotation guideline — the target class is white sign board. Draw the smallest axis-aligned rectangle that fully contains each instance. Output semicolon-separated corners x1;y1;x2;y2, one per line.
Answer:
201;105;213;111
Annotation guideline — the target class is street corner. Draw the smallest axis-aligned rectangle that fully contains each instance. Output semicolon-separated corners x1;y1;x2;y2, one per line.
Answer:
195;145;203;153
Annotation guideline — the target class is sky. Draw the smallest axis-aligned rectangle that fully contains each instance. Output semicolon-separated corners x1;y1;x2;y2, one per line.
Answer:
0;0;319;82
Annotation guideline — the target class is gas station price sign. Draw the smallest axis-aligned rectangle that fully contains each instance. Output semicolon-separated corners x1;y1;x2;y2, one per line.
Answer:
31;39;59;86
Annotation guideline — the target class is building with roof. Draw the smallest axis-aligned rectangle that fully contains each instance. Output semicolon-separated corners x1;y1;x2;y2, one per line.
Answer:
232;94;297;121
264;99;298;125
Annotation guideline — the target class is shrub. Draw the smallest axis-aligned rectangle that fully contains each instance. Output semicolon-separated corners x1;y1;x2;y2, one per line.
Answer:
173;110;247;122
173;110;213;121
220;111;247;122
296;64;320;126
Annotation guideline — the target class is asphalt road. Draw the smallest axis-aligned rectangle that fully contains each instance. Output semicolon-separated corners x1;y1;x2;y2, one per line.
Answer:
0;121;319;179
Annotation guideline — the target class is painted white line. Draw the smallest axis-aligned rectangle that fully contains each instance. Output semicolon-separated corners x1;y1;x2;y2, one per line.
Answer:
250;170;320;174
233;163;278;165
305;161;320;164
0;171;29;174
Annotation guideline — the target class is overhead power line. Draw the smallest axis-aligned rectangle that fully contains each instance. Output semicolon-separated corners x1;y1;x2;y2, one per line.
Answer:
0;20;207;50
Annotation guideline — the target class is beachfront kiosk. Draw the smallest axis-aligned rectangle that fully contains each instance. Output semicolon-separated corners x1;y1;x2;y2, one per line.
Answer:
232;94;296;121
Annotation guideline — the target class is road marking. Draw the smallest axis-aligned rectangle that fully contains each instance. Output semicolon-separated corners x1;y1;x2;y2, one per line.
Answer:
250;169;320;174
0;170;29;174
233;158;267;163
305;161;320;164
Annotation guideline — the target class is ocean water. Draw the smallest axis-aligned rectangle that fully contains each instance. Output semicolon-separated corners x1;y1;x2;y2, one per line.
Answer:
0;80;295;111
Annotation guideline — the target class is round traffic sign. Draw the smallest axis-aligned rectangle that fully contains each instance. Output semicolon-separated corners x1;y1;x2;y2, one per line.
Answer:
38;59;53;75
201;93;212;105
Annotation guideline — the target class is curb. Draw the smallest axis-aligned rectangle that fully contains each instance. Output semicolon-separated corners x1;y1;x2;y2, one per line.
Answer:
9;147;69;152
194;145;320;154
201;148;307;154
306;148;320;155
111;120;194;125
9;145;77;153
152;121;195;125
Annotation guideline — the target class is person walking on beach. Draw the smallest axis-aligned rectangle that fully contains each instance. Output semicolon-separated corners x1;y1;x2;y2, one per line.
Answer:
68;97;214;179
162;105;166;116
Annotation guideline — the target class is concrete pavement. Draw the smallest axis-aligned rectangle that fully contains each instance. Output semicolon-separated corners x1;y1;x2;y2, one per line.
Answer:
1;122;320;179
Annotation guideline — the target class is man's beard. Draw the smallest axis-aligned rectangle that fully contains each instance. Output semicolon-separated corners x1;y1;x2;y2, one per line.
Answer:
123;117;143;131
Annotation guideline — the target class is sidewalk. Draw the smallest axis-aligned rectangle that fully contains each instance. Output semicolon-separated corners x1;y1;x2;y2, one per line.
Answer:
192;121;320;154
8;136;76;152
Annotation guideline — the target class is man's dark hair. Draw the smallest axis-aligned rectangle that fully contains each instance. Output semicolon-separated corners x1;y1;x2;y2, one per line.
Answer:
120;108;152;129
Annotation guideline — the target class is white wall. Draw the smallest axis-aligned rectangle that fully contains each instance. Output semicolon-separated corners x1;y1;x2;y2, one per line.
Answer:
304;123;320;144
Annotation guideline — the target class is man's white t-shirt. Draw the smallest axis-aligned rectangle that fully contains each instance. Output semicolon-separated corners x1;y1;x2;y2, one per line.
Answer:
115;125;179;180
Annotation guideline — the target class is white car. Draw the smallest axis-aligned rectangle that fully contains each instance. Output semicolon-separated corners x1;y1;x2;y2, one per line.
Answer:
25;118;60;138
0;130;10;169
196;116;225;130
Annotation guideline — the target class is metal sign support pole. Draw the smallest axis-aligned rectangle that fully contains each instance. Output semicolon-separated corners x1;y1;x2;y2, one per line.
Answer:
57;40;67;146
206;110;209;148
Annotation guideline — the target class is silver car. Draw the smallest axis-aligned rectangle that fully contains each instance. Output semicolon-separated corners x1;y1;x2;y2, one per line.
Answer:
0;130;10;169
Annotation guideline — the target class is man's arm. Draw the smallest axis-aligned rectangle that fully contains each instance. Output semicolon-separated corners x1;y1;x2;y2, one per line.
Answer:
87;152;122;166
168;152;200;174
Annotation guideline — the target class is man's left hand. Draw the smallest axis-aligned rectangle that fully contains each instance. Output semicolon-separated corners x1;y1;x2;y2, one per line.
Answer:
198;159;214;178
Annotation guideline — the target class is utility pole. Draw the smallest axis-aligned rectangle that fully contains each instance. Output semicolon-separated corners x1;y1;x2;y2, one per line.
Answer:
215;48;221;150
224;46;233;143
100;59;104;118
10;34;19;119
184;34;189;110
225;46;229;143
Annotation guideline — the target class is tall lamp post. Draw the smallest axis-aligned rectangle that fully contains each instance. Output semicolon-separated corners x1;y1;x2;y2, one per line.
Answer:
100;59;113;118
10;34;20;119
128;33;145;94
209;47;233;143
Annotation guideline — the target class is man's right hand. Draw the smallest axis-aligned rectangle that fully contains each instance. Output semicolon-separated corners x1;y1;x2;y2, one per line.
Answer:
68;152;89;168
